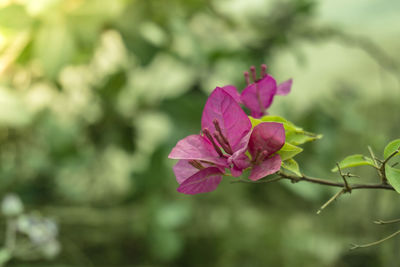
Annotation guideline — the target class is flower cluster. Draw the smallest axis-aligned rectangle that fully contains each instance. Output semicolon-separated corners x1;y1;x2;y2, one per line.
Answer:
169;65;292;194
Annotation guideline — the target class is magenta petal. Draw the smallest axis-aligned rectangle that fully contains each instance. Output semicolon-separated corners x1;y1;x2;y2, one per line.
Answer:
177;167;223;194
169;135;227;166
276;79;292;95
222;85;241;104
173;160;200;184
229;152;250;170
249;154;282;181
228;131;251;170
201;87;251;151
241;75;277;116
248;122;285;158
230;166;243;177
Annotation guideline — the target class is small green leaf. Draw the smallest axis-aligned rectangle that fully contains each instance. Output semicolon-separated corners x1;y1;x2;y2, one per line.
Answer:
286;131;323;146
282;158;301;176
385;165;400;194
250;115;299;132
277;143;303;161
332;154;375;172
383;139;400;160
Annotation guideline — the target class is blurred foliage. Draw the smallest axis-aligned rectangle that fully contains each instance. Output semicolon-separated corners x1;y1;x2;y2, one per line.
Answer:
0;0;399;266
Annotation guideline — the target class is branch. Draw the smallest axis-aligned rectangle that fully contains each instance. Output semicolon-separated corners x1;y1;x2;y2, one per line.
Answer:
316;189;345;215
231;177;282;184
350;229;400;250
374;218;400;225
277;171;394;191
232;171;394;191
336;163;351;193
313;163;357;214
368;146;385;183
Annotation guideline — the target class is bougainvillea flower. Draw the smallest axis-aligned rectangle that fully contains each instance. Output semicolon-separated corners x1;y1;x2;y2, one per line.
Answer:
247;122;285;181
241;65;292;118
169;87;252;194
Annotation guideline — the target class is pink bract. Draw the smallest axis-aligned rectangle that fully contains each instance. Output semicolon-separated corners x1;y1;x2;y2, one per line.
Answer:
249;154;282;181
277;79;292;96
169;135;228;167
173;160;202;184
201;87;251;151
248;122;285;181
241;75;277;118
177;167;223;194
248;122;285;158
221;85;242;104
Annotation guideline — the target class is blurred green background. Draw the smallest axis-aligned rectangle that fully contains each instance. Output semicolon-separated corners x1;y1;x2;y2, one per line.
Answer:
0;0;399;266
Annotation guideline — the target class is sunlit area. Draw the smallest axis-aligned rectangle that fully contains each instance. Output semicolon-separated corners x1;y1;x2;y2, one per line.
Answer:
0;0;399;266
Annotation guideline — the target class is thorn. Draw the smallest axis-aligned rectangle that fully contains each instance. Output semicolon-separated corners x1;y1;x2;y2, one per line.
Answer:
317;188;345;215
336;162;352;193
345;172;360;178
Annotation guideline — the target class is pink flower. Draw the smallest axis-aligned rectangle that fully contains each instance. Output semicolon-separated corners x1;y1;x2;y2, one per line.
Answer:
169;87;252;194
169;64;291;194
241;64;292;118
247;122;285;181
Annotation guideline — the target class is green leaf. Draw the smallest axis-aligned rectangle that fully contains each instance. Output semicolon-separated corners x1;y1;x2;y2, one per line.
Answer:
286;131;323;146
282;158;301;176
331;154;375;172
383;139;400;160
385;165;400;194
277;143;303;161
250;115;300;132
